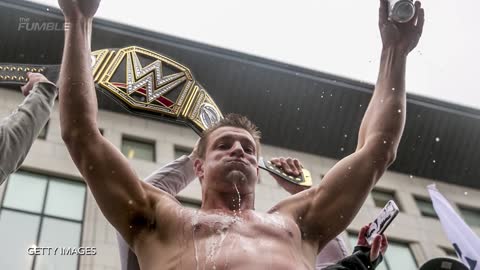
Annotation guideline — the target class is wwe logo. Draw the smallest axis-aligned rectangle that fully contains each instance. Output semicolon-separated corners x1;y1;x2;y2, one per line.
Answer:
126;52;186;103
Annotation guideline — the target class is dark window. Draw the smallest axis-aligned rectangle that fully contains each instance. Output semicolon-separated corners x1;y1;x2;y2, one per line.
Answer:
372;189;401;211
458;206;480;228
121;136;156;162
174;146;192;159
415;197;438;219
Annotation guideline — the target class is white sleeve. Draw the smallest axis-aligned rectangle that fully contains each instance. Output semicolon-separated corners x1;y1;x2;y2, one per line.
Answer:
143;155;196;195
0;82;57;184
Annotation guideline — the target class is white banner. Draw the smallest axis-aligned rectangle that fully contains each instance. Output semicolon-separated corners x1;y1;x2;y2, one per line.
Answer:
428;184;480;270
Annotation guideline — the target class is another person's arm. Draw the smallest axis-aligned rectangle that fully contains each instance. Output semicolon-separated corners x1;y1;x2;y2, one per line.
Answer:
273;0;424;250
145;140;198;193
323;226;388;270
0;73;57;184
57;0;178;246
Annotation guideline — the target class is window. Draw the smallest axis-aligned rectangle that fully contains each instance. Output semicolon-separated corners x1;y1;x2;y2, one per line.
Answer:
414;197;438;219
0;171;86;270
38;121;49;140
442;247;458;259
372;189;401;210
121;136;155;162
348;233;417;270
174;146;193;159
458;206;480;228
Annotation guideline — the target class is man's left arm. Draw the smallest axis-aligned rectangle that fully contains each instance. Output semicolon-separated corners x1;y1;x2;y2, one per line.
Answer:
272;0;424;249
0;73;57;184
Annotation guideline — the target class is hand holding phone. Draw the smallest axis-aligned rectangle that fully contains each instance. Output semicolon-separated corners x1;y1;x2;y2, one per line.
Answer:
365;200;399;244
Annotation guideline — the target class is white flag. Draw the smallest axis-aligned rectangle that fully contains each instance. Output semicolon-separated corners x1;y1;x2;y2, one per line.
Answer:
428;184;480;270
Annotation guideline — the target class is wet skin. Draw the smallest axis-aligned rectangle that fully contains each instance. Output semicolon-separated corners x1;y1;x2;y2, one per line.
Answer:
130;127;318;270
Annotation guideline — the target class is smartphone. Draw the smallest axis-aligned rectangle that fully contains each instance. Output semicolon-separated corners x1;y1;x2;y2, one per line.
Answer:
365;200;400;243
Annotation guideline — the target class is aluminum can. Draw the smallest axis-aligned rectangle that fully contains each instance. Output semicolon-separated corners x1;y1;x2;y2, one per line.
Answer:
388;0;415;23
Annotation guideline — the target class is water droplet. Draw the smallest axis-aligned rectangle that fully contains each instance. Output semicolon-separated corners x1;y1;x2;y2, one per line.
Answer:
435;137;440;142
340;147;344;152
339;106;343;109
296;127;301;131
392;87;396;91
129;225;133;229
279;103;283;107
464;192;468;196
433;160;436;164
383;140;387;144
128;200;133;205
330;94;333;97
359;104;363;107
380;99;384;103
297;107;300;111
409;175;414;179
348;166;351;170
344;134;348;138
397;109;402;113
88;165;93;170
46;8;50;11
321;95;324;98
340;215;344;219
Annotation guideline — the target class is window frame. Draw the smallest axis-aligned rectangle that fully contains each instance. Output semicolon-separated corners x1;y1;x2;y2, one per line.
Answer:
121;135;156;162
371;188;403;212
414;196;438;219
0;170;87;270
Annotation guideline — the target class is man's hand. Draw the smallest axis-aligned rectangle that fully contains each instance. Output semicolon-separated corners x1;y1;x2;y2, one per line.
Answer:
379;0;425;54
58;0;100;20
357;225;388;262
20;73;54;96
270;157;309;195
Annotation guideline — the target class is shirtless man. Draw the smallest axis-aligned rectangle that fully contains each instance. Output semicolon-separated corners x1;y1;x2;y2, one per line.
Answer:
57;0;424;269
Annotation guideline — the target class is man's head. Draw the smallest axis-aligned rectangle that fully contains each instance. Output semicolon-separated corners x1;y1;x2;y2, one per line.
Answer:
194;114;261;194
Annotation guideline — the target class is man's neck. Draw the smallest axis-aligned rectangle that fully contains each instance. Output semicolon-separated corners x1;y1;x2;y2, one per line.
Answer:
201;188;255;213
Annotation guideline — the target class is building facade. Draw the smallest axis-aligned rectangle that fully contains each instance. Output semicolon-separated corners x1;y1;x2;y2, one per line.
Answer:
0;86;479;270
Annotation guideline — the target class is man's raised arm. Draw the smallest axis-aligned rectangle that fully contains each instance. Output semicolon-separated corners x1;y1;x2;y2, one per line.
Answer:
57;0;173;245
275;0;425;249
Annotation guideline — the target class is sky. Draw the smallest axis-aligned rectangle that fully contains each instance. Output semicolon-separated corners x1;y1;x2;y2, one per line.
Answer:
30;0;480;110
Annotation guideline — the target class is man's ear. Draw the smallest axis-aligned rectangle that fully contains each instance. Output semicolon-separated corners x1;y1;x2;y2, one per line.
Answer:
194;158;204;179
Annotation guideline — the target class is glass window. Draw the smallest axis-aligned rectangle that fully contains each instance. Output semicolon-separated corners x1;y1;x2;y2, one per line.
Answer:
2;172;48;213
372;189;400;210
0;210;40;270
414;197;438;219
44;178;86;221
348;233;417;270
0;171;86;270
442;247;458;259
458;206;480;228
34;218;82;270
174;146;192;159
121;137;155;162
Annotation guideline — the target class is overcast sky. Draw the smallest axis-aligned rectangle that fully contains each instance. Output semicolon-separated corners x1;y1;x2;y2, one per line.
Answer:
31;0;480;110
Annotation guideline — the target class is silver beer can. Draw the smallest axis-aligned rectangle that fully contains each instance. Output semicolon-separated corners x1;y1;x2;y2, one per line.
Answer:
388;0;415;23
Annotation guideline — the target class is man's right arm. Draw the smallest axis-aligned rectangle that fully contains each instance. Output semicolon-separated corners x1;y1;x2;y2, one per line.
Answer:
57;0;178;245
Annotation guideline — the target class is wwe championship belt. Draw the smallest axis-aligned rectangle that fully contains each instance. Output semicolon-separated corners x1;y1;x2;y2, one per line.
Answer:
0;46;311;187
